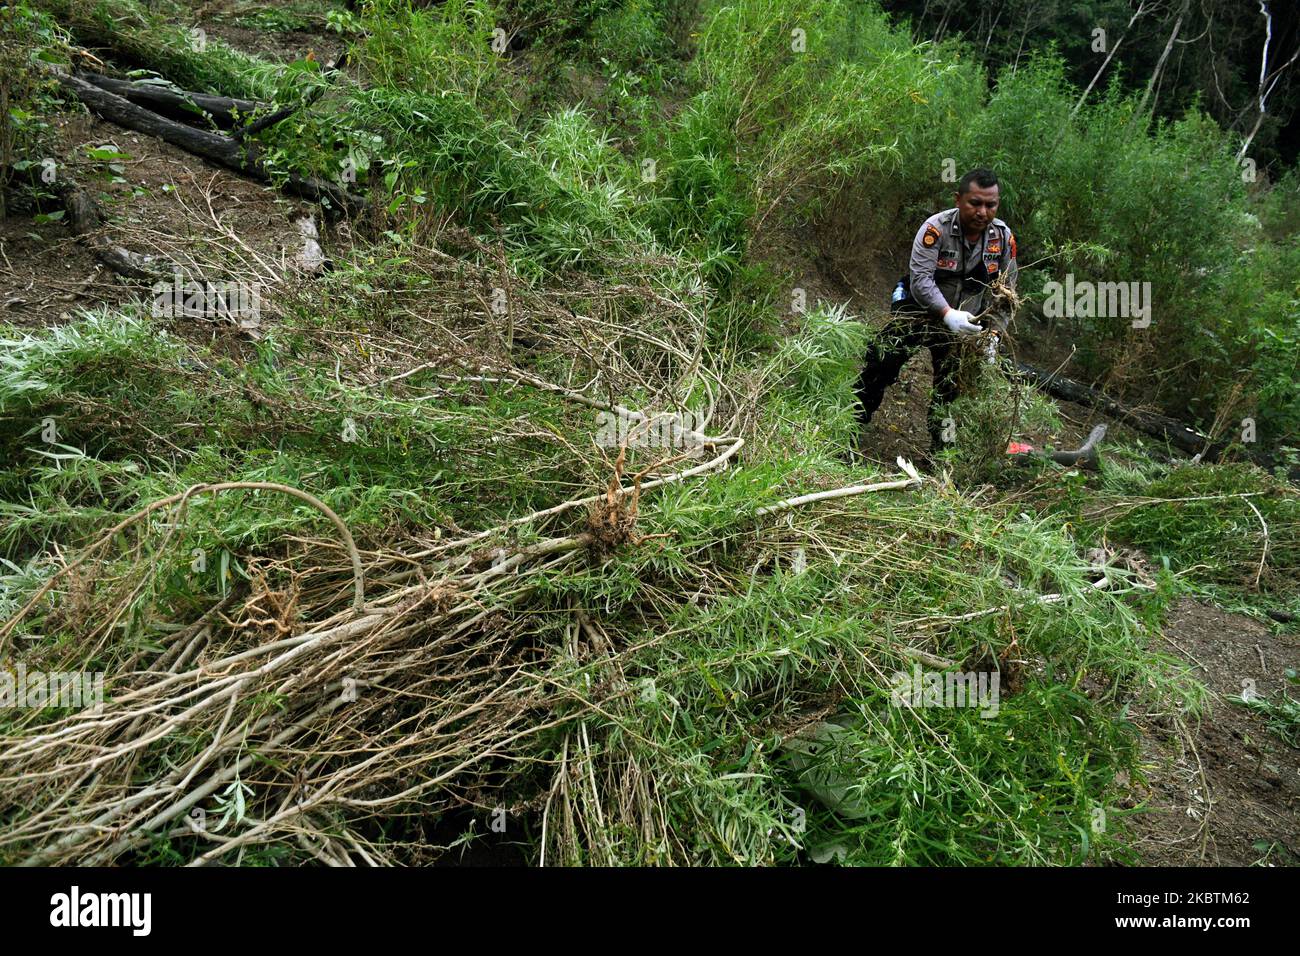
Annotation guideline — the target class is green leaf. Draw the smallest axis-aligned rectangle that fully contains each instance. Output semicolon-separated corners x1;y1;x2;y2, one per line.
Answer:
85;146;130;162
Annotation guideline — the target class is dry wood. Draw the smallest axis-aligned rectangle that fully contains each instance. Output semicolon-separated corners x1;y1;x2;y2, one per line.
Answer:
49;66;365;213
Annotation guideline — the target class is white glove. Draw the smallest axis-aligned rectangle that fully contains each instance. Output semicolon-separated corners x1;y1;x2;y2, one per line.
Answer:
942;308;983;337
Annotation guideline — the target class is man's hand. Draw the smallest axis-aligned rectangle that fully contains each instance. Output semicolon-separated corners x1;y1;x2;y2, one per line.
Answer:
942;308;983;337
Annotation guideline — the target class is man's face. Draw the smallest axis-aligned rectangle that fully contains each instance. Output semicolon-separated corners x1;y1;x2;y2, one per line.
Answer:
955;183;999;234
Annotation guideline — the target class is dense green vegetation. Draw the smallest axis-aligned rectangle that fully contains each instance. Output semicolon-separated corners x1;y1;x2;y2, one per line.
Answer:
884;0;1300;170
0;0;1295;866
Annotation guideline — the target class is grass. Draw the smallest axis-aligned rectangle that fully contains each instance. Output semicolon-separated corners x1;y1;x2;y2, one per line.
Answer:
0;276;1203;865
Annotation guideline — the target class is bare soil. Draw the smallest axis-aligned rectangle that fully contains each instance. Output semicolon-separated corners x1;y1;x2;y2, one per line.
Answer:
203;22;338;65
1124;598;1300;866
1;112;318;340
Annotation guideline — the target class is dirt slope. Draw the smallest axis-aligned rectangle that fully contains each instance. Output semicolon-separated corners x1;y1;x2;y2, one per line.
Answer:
1126;598;1300;866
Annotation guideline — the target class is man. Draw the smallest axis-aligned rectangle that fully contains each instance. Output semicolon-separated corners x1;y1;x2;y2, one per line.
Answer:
857;168;1018;458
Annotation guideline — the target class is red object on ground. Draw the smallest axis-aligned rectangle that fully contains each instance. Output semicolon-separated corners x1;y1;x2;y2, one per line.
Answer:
1006;441;1036;455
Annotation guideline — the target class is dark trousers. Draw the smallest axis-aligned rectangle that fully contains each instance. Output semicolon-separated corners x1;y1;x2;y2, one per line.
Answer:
856;307;962;452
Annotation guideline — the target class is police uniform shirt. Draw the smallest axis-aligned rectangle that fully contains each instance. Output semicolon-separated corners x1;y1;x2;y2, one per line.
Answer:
908;208;1018;329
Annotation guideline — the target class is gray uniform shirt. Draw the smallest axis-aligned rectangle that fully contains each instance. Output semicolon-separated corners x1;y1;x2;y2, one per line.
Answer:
908;208;1018;330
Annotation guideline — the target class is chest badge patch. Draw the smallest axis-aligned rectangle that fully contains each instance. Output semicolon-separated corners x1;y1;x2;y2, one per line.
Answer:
922;225;940;247
937;258;958;270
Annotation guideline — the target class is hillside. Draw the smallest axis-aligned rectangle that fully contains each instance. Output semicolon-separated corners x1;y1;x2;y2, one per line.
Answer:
0;0;1297;868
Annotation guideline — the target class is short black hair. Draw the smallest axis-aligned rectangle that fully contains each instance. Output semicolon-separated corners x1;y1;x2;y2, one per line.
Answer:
958;168;999;194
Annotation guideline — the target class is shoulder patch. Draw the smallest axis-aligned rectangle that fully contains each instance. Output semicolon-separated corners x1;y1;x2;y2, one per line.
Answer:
1009;231;1017;259
922;224;940;247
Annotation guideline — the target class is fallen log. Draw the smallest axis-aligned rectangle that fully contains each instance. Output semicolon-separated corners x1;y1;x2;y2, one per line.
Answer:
77;73;268;129
80;73;321;144
2;161;159;280
59;183;163;282
1015;362;1208;453
50;67;365;214
3;169;158;287
1016;361;1286;473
